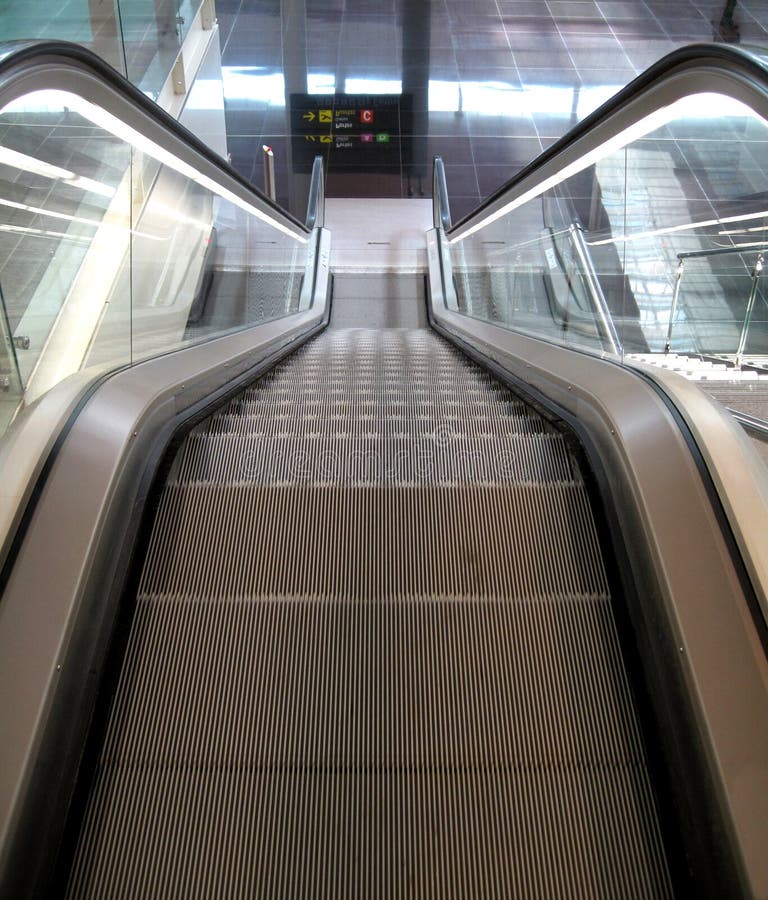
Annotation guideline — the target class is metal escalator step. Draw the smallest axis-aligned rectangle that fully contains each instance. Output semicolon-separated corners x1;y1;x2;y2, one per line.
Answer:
208;404;543;420
215;395;533;410
169;433;575;485
93;594;645;767
72;764;667;897
67;327;673;898
69;595;667;898
206;412;542;432
138;483;607;601
202;414;550;440
254;372;513;387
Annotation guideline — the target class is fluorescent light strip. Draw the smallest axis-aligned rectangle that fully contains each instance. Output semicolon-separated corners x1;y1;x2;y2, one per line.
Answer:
0;146;115;197
146;199;213;232
65;174;114;197
0;146;74;180
450;92;765;245
719;225;768;235
449;105;677;243
587;209;768;247
0;222;92;243
35;90;305;243
484;227;572;255
0;197;164;241
0;196;100;226
703;240;768;252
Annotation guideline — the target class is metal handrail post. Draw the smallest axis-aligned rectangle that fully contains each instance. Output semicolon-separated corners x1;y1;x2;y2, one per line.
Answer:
306;155;325;230
262;144;276;202
568;223;623;356
0;281;21;397
432;156;451;231
665;258;685;354
735;252;763;368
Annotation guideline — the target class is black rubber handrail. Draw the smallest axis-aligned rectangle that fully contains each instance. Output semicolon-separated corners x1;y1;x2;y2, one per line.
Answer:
448;42;768;237
0;39;311;234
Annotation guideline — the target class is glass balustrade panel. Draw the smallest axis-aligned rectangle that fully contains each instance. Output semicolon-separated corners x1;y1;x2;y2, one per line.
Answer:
0;0;206;101
0;85;309;440
597;93;768;369
0;89;132;402
449;164;625;357
449;91;768;371
126;153;306;364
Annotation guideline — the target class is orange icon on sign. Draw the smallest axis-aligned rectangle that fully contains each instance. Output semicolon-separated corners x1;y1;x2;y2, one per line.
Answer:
360;109;374;124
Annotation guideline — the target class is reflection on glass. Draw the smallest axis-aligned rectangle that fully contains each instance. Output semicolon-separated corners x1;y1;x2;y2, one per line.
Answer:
451;170;624;355
663;248;768;364
607;97;768;371
0;288;21;433
450;91;768;372
125;158;304;363
0;0;203;99
446;88;768;460
0;0;125;74
120;0;183;98
0;91;131;398
0;85;309;444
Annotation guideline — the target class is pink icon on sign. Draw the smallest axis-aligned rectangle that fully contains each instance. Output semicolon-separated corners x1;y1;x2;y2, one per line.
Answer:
360;109;374;124
360;133;375;143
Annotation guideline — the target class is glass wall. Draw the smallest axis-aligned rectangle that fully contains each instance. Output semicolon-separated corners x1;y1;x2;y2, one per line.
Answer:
0;86;309;421
447;91;768;375
0;91;132;394
0;0;203;100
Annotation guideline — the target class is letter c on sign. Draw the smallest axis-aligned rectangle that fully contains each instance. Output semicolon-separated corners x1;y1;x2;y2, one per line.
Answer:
360;109;374;124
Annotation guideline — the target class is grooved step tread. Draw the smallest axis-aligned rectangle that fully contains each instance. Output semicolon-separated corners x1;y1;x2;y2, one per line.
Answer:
170;433;574;485
68;327;672;899
141;483;605;600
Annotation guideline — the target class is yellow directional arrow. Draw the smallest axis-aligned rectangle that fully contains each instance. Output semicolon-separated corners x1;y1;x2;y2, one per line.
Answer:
319;134;333;143
304;135;317;142
302;111;316;122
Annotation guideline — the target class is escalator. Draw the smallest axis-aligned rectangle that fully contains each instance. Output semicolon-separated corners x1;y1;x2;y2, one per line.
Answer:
65;275;672;896
0;41;767;900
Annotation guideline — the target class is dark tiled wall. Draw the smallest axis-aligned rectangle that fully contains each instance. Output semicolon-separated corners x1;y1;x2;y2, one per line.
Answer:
216;0;767;218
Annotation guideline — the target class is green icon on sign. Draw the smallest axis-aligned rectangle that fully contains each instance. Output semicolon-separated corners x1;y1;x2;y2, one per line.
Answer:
375;132;390;143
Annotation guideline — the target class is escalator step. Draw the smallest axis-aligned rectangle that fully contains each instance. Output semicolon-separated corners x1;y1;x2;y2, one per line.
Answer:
170;434;573;484
67;328;673;898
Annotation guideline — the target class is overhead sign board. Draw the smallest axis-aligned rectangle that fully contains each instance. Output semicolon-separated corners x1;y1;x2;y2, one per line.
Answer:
290;94;403;173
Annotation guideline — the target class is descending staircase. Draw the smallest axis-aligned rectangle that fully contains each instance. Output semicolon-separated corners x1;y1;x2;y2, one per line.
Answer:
627;352;768;382
66;277;673;898
626;352;768;464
